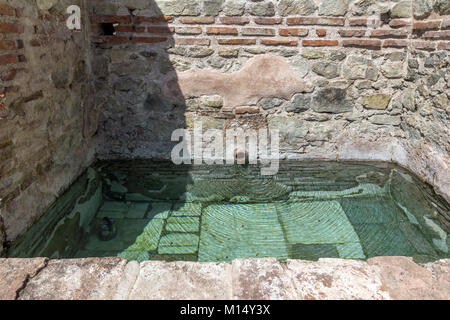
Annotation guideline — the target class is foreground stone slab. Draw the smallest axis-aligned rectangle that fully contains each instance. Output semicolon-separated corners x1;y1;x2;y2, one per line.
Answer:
368;256;450;300
18;258;128;300
0;257;448;300
232;258;297;300
0;258;48;300
128;261;232;300
286;258;390;300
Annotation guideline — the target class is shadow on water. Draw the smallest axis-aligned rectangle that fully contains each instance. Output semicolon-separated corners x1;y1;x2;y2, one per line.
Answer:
6;1;193;262
85;1;194;261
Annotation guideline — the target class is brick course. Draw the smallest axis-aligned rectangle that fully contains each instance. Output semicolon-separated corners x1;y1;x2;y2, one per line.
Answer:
85;9;450;52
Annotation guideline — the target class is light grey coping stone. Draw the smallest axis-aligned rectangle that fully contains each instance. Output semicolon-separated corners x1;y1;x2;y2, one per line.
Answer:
0;257;448;300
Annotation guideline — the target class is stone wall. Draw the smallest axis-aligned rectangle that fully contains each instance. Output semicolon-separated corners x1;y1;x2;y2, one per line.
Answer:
0;0;96;253
91;0;449;201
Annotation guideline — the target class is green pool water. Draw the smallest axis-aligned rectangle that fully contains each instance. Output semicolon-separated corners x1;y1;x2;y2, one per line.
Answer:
8;161;450;263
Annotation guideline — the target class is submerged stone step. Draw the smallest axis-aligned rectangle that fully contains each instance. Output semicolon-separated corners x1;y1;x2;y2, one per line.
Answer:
126;203;149;219
165;216;200;233
353;223;418;257
276;200;365;259
97;201;129;219
124;219;165;252
198;203;289;262
84;219;164;252
158;233;199;255
147;202;172;219
277;200;361;244
340;197;401;224
336;242;366;259
171;202;203;217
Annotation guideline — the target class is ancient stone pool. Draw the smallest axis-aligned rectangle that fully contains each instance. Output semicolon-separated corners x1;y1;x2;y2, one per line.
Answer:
8;161;449;263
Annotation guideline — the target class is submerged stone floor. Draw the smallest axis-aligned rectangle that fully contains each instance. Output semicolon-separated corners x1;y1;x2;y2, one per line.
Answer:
0;257;448;300
75;194;444;263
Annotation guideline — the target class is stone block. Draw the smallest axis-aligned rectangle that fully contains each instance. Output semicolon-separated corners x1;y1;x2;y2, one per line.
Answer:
155;0;200;16
129;261;231;299
18;258;128;300
232;258;297;299
0;258;48;300
278;0;317;16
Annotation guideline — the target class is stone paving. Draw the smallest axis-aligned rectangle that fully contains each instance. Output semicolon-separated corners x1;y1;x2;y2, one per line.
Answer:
0;257;448;300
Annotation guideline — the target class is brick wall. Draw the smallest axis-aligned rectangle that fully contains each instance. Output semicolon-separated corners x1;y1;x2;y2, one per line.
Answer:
0;0;95;251
90;1;449;51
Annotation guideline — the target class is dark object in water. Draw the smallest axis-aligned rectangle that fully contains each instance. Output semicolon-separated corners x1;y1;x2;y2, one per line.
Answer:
99;217;116;241
234;148;249;165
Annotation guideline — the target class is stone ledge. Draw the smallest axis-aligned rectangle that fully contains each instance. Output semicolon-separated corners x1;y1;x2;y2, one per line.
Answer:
0;257;448;300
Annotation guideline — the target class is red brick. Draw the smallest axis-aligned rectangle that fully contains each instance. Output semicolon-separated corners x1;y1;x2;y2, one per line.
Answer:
132;36;168;44
135;26;146;33
437;41;450;50
134;16;174;24
389;19;411;28
349;18;377;26
302;39;339;47
370;29;408;38
0;54;18;65
217;38;257;45
0;4;15;16
411;41;436;51
279;28;308;37
0;40;16;50
254;17;282;25
287;17;345;26
93;16;131;24
0;23;24;34
383;39;409;48
261;39;298;46
115;25;134;33
338;29;366;37
174;37;211;46
423;30;450;40
413;20;442;31
206;26;238;35
241;27;275;36
147;26;174;34
180;17;215;24
316;29;327;37
0;102;7;117
219;17;250;25
0;69;18;81
342;39;382;49
14;8;22;18
30;39;42;47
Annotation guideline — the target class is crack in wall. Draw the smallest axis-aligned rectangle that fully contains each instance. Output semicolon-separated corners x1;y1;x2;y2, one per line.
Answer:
0;215;6;257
